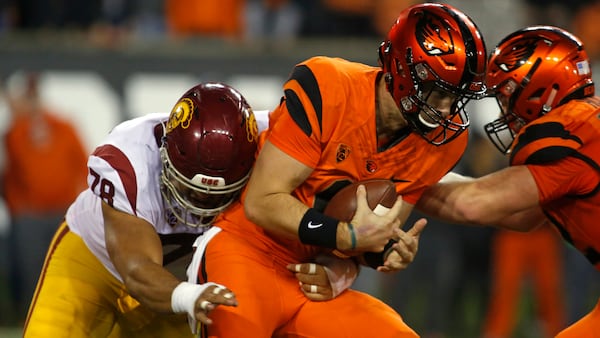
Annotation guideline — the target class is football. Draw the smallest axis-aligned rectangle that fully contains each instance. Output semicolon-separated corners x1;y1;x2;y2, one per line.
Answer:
324;179;397;221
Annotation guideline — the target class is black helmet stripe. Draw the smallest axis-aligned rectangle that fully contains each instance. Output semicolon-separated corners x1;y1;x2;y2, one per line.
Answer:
441;5;485;89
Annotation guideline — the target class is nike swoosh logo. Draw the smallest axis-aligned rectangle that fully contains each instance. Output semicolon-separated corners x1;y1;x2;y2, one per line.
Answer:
307;221;323;229
391;178;411;183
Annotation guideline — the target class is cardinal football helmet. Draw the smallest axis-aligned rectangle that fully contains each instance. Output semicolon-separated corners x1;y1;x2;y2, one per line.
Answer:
378;2;487;145
485;26;595;154
160;82;259;227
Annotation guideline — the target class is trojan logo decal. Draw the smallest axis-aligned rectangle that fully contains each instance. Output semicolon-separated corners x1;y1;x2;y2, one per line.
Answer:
495;38;537;72
167;98;194;133
416;12;454;56
336;144;350;163
245;109;259;142
166;210;178;227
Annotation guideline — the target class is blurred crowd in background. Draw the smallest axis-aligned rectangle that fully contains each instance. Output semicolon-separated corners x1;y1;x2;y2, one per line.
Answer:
0;0;596;54
1;1;600;338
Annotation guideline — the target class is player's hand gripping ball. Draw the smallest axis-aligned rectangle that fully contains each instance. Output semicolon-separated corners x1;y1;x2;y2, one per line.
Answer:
324;179;397;220
324;179;397;256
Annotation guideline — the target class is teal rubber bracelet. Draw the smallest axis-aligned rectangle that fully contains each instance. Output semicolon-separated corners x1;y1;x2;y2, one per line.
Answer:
347;223;357;250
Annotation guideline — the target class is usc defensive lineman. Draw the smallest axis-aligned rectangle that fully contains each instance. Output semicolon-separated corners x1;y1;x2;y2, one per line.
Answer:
24;83;262;337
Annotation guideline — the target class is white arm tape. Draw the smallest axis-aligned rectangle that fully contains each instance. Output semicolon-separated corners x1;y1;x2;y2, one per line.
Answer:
315;254;359;298
171;281;218;316
438;171;472;183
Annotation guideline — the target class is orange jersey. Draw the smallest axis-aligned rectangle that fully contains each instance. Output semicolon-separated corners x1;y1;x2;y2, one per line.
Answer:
218;56;467;262
510;97;600;271
164;0;243;37
3;111;88;215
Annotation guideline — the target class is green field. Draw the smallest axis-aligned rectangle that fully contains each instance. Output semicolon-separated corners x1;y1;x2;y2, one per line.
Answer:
0;327;21;338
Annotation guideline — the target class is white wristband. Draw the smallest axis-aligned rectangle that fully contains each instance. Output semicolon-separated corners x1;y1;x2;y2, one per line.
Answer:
171;281;215;317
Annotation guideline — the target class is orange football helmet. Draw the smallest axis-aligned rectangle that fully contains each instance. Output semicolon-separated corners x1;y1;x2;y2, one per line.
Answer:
485;26;595;154
378;2;487;145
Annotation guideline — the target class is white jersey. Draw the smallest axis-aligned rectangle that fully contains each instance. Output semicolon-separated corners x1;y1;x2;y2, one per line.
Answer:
67;110;270;282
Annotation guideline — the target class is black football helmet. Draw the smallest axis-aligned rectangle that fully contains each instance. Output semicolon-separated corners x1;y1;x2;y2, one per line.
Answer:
160;82;259;227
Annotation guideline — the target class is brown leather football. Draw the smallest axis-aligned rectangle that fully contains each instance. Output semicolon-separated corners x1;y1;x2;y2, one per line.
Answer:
324;179;397;221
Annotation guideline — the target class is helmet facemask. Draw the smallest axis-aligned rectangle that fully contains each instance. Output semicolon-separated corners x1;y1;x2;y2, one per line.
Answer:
484;79;527;154
397;61;473;145
159;144;249;228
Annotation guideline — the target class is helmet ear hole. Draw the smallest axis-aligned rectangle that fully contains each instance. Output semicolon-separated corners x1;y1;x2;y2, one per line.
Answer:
529;88;545;101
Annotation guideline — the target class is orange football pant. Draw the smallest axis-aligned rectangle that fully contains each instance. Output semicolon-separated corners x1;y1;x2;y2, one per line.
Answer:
555;298;600;338
483;227;566;337
199;229;419;338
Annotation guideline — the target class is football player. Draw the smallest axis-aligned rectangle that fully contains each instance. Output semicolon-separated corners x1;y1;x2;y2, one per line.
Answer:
417;26;600;337
189;3;488;337
24;83;260;337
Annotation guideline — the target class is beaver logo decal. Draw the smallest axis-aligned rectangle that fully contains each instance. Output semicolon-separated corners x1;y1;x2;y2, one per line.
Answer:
416;12;454;56
495;38;537;72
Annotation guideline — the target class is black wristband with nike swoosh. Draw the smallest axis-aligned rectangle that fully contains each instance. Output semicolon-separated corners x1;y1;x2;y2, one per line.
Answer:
298;208;339;249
